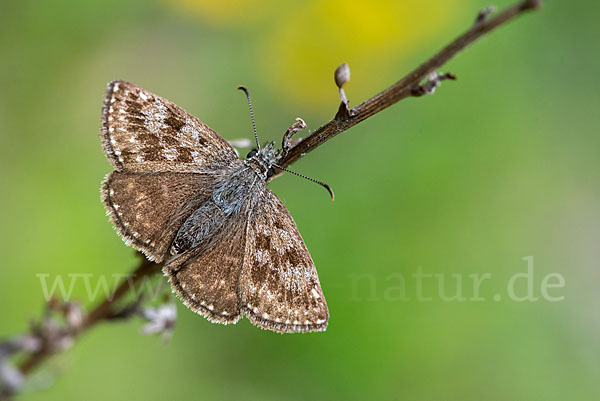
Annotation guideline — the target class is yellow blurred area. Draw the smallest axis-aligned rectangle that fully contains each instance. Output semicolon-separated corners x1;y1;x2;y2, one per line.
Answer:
166;0;470;104
3;1;598;400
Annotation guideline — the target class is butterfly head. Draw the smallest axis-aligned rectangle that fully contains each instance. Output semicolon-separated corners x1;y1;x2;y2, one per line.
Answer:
245;141;279;179
238;86;333;199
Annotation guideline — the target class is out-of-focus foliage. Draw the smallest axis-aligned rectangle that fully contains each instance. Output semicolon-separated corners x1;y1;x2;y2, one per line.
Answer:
0;0;598;400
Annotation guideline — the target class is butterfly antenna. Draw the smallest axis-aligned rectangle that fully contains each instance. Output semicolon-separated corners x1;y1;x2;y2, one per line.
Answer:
273;163;334;201
237;86;260;150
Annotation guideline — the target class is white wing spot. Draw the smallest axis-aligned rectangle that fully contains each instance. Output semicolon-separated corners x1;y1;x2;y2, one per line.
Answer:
141;98;169;134
190;150;203;164
162;146;179;161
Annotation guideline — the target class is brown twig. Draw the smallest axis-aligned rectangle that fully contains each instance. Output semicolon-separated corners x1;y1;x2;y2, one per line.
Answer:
20;258;160;374
0;257;161;400
275;0;543;172
0;0;542;398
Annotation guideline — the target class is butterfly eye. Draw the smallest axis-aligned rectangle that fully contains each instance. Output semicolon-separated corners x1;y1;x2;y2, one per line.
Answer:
246;149;258;159
266;167;275;179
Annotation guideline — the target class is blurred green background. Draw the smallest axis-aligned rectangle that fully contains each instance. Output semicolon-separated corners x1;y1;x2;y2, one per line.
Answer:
1;0;598;400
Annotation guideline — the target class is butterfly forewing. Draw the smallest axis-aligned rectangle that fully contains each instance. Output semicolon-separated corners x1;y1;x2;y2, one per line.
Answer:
101;80;242;263
239;190;329;333
101;80;239;173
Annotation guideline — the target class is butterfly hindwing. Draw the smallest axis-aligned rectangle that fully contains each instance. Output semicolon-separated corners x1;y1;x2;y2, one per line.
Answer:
101;80;239;173
239;189;329;333
101;171;215;262
162;219;248;324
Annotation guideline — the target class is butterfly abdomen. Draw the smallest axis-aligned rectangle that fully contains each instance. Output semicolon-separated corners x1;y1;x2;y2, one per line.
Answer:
171;202;227;255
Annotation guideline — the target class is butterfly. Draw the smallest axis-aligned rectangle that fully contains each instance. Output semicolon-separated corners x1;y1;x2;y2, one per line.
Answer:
99;81;329;333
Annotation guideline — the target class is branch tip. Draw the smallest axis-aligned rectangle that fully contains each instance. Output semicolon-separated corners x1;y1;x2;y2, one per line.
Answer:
522;0;543;10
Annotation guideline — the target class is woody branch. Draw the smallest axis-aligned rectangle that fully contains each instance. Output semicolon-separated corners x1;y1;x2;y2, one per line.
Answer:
275;0;543;172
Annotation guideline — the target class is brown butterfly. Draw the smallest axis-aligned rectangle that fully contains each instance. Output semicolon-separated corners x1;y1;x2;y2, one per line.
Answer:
100;81;330;333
